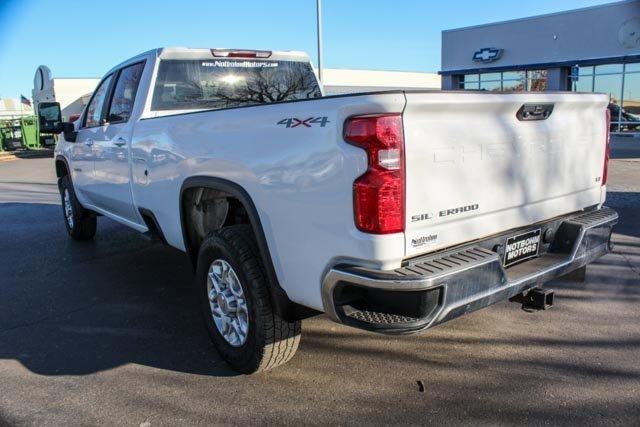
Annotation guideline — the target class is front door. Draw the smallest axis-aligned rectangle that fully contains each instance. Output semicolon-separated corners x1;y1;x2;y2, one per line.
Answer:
70;74;114;206
89;61;145;224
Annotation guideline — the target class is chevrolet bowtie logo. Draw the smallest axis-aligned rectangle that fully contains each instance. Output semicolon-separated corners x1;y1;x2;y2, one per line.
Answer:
472;47;503;63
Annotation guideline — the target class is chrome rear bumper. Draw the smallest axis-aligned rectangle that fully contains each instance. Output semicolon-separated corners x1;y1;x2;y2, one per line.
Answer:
322;207;618;334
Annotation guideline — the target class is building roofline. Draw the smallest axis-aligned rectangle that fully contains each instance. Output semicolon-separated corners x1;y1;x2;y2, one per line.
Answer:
442;0;638;34
324;68;439;75
439;53;640;75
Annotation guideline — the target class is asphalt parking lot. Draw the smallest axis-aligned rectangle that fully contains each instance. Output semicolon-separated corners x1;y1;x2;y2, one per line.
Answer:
0;139;639;425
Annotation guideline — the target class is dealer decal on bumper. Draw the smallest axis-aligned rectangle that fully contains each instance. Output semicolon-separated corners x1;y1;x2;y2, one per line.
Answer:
503;229;541;267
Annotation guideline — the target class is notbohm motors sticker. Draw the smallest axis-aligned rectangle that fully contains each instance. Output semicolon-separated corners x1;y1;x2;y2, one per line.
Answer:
503;229;541;267
202;61;278;68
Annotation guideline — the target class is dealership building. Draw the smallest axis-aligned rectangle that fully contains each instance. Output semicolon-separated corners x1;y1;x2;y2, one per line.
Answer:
441;0;640;133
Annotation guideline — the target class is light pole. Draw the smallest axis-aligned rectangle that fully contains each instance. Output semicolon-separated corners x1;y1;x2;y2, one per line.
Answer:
316;0;323;83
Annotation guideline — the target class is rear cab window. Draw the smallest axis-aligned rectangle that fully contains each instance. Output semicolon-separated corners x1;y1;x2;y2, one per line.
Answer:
151;58;322;112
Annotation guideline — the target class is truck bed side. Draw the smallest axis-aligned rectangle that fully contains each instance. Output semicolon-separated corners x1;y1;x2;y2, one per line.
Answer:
130;92;406;310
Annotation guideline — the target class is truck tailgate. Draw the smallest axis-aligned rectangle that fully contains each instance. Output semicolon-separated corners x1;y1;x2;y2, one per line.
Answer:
402;91;608;257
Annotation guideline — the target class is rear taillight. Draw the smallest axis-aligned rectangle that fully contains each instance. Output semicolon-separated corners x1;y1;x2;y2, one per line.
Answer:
344;114;405;234
603;108;611;186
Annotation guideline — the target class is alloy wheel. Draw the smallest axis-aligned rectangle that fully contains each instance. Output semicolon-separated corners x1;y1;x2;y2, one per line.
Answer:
206;259;249;347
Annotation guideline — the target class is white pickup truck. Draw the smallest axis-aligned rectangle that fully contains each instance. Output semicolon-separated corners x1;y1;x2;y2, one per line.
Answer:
51;47;617;374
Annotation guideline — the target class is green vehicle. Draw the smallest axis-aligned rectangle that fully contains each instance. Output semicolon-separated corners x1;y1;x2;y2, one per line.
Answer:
0;118;23;151
0;101;61;151
20;116;39;149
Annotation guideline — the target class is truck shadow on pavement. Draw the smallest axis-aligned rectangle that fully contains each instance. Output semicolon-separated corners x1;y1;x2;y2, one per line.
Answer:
0;202;238;377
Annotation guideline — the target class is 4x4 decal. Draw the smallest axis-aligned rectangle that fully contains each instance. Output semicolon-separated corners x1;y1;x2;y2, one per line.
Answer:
277;117;330;128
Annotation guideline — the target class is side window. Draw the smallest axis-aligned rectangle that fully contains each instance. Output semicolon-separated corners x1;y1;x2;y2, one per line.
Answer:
83;74;113;128
107;62;145;123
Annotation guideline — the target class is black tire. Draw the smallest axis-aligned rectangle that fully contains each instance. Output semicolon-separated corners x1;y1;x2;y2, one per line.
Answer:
59;175;97;241
195;225;301;374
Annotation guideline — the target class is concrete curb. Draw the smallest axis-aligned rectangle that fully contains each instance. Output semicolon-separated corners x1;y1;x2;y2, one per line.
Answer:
0;149;54;162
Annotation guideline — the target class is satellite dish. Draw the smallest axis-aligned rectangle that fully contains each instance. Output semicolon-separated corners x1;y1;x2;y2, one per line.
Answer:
619;18;640;49
34;65;53;92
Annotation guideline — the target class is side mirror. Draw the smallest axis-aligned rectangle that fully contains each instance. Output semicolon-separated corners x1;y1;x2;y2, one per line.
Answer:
37;102;63;133
62;122;77;143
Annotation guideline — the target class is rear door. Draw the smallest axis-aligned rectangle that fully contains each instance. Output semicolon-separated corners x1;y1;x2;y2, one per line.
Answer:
402;91;608;257
71;74;114;205
90;61;146;223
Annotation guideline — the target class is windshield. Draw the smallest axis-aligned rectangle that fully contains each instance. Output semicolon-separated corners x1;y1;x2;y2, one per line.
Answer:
151;59;322;111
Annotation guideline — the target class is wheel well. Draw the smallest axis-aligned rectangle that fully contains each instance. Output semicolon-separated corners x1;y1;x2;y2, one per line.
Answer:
55;159;69;179
181;186;250;260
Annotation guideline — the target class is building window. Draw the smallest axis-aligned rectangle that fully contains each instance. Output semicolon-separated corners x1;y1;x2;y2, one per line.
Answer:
527;70;547;91
480;73;501;91
502;71;526;91
459;70;547;92
621;64;640;134
460;73;479;90
570;63;640;133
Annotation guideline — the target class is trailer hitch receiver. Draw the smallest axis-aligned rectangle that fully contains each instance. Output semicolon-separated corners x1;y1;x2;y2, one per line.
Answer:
510;288;554;311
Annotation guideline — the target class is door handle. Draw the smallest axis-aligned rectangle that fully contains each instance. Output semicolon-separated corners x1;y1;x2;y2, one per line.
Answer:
114;137;127;147
85;139;94;146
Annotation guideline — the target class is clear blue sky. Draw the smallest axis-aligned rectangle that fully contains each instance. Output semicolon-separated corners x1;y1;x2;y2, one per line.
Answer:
0;0;612;99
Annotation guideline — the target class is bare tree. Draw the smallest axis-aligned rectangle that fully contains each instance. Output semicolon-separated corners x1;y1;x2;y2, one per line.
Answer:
215;65;321;107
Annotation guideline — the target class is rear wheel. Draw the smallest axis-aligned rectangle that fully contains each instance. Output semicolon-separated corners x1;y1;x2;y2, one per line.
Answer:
196;225;301;374
59;175;96;240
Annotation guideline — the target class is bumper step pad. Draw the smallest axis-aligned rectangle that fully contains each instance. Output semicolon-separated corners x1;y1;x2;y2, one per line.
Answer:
344;308;419;325
395;247;497;278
